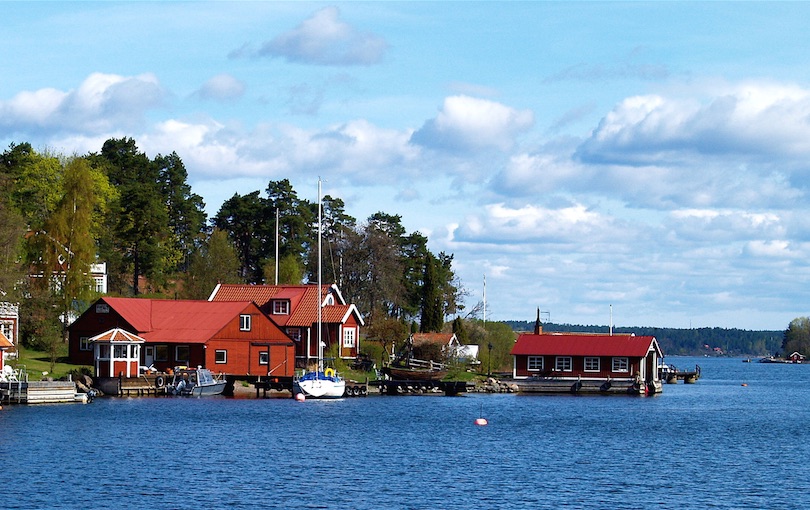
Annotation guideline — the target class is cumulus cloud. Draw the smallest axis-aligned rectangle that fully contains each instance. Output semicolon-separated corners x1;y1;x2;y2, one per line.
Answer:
256;7;387;66
0;72;165;136
195;74;245;102
453;202;612;244
578;81;810;165
410;95;534;153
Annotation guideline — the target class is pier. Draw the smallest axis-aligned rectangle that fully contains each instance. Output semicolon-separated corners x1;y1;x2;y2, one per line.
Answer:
370;379;472;396
1;368;88;404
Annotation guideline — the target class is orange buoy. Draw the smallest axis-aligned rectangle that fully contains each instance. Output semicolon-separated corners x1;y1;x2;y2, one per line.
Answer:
474;417;488;426
741;383;748;387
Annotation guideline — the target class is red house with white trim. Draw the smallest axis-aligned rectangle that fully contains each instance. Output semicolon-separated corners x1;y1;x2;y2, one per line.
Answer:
510;331;663;394
208;283;364;368
68;297;295;378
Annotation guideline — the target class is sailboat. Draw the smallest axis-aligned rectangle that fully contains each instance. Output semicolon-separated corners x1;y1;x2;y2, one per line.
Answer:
292;179;346;399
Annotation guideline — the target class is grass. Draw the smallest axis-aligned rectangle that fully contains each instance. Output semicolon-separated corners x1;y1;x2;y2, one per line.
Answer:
8;343;91;381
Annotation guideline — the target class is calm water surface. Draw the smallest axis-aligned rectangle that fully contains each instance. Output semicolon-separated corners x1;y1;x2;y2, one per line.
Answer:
3;357;810;509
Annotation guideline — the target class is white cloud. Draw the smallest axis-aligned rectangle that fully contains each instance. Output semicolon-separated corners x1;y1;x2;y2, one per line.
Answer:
410;95;534;153
257;7;387;66
578;81;810;165
195;74;245;102
454;202;611;244
0;72;164;136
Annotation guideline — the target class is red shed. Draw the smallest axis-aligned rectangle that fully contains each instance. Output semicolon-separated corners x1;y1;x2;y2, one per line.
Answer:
511;332;663;394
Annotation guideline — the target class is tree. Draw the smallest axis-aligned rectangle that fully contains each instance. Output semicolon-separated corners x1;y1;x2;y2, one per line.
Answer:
2;143;63;232
181;229;241;299
0;194;25;298
154;152;207;272
99;138;172;294
40;158;103;341
420;253;443;332
783;317;810;356
213;191;267;283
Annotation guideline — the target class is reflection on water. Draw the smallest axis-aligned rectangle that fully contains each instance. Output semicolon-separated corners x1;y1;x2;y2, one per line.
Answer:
3;357;810;509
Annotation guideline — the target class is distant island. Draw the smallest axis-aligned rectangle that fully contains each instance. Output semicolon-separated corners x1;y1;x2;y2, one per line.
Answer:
503;321;782;358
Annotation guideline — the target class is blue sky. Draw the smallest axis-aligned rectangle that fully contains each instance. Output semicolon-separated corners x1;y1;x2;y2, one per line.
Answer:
4;2;810;330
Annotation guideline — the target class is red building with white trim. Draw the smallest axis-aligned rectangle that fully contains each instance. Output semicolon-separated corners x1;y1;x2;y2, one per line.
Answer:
68;297;295;378
208;283;364;368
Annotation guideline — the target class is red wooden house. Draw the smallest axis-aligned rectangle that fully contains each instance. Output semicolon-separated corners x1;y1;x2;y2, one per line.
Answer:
68;297;295;378
208;283;364;368
510;332;663;394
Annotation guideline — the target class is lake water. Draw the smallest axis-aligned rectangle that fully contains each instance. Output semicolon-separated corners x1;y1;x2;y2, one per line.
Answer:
3;357;810;509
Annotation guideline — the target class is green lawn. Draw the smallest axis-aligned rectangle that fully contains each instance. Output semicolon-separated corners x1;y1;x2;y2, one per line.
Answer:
8;344;91;380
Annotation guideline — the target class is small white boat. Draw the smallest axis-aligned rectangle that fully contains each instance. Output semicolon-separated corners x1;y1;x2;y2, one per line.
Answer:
167;367;226;396
293;368;345;399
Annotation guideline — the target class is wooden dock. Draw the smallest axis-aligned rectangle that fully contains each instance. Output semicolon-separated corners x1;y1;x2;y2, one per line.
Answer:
504;377;662;395
663;365;701;384
1;380;88;404
370;379;472;396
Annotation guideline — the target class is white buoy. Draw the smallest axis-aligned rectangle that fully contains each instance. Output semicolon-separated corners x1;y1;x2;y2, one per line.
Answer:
474;417;488;426
295;393;306;402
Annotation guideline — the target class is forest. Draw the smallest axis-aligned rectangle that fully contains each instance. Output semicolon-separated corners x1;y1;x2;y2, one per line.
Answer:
0;138;476;366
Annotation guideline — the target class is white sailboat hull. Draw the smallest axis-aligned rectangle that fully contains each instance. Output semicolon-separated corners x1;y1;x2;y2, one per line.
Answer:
294;375;345;399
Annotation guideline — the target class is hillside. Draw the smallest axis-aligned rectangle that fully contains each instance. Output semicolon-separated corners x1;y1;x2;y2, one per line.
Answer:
503;321;783;357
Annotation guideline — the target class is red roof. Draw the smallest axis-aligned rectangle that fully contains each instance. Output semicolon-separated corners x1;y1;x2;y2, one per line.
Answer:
412;333;458;347
100;298;255;344
209;284;363;327
89;328;146;343
511;333;660;358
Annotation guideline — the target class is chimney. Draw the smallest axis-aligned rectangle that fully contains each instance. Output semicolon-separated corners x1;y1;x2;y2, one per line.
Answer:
534;307;543;335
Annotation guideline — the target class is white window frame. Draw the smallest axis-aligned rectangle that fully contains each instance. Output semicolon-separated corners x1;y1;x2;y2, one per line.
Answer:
343;327;356;348
527;356;544;371
215;350;227;364
79;336;92;351
555;356;572;372
612;357;629;373
240;314;252;331
286;328;301;342
259;351;269;365
272;300;289;315
584;357;600;372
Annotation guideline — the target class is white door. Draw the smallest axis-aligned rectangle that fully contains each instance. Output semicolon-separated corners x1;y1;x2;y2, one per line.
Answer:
144;346;154;368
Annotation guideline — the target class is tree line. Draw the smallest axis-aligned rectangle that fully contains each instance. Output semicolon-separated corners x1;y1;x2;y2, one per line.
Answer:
0;138;462;360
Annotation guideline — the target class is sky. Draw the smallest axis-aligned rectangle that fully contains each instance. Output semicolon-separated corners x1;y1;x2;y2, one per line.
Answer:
3;2;810;330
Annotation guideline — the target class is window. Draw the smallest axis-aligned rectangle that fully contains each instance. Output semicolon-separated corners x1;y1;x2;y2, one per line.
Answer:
113;345;128;358
286;328;301;342
259;351;269;365
555;356;572;372
527;356;544;371
612;357;629;372
155;345;168;362
95;303;110;314
272;300;289;315
176;345;190;364
98;344;110;359
79;337;92;351
215;350;227;364
584;357;600;372
240;314;252;331
343;327;356;348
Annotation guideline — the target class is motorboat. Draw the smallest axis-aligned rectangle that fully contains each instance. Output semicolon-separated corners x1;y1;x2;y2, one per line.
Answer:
167;367;226;396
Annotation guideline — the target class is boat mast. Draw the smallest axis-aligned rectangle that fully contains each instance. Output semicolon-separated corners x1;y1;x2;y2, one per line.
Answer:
317;178;323;372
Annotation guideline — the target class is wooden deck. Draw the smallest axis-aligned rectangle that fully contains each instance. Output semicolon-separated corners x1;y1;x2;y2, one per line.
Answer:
505;377;663;395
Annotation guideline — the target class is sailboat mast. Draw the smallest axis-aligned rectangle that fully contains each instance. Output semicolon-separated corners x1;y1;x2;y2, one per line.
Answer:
317;178;323;371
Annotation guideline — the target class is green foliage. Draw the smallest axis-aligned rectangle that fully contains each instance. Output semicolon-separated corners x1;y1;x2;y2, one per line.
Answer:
181;229;242;299
783;317;810;356
420;253;443;332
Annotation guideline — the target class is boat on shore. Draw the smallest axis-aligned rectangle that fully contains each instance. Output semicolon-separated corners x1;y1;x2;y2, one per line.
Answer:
383;365;447;381
167;367;226;396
